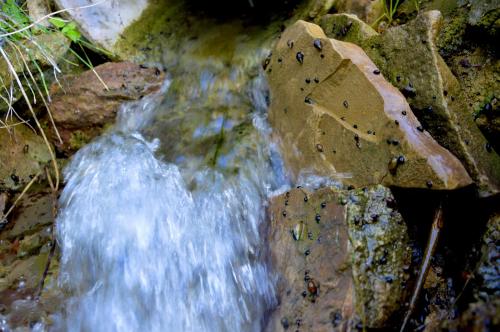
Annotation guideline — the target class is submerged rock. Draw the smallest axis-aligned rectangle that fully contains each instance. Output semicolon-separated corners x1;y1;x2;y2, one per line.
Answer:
0;125;52;191
320;11;500;196
266;185;410;330
49;61;165;154
267;20;471;190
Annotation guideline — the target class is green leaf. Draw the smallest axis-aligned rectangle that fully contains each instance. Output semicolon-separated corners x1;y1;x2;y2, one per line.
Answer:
48;17;67;29
62;22;81;42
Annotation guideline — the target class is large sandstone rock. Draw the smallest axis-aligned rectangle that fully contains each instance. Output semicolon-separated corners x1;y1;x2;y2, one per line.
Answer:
0;125;52;191
266;185;410;330
320;11;500;196
267;20;471;190
49;62;165;154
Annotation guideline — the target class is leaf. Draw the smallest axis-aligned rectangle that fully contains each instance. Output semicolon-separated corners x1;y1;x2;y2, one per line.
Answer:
62;22;81;43
48;17;67;29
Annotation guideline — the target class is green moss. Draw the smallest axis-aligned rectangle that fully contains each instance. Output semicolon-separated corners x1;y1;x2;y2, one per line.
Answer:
68;130;90;151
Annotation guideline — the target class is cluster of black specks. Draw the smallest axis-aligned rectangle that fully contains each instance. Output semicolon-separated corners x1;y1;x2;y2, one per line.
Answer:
296;51;304;64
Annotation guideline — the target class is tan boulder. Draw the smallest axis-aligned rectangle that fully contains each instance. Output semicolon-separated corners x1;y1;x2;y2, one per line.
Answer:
267;20;472;190
320;11;500;196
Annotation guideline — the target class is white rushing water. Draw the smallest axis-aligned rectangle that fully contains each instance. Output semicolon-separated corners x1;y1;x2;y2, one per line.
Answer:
55;66;288;331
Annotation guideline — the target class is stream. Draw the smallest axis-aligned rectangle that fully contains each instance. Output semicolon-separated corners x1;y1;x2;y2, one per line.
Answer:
54;57;288;331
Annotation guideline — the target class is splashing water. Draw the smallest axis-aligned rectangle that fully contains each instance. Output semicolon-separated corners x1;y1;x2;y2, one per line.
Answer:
55;60;288;331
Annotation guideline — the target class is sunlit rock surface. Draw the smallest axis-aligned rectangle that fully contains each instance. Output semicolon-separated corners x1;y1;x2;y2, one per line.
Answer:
320;11;500;196
266;185;410;330
267;20;471;190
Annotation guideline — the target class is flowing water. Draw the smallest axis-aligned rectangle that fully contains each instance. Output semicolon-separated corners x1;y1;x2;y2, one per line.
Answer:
54;53;289;331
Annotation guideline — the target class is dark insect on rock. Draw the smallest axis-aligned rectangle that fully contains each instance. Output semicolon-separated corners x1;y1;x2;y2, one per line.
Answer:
483;103;492;113
321;202;326;208
10;173;19;185
373;69;380;75
301;291;307;298
305;78;311;84
331;311;342;327
281;318;289;329
397;155;405;165
263;54;272;70
343;100;349;108
296;51;304;64
347;185;355;190
296;319;302;327
308;231;313;240
287;39;294;48
304;195;308;202
315;214;321;223
305;249;311;256
284;199;289;206
314;78;319;83
278;57;283;63
282;211;287;217
353;124;358;129
401;111;407;116
485;143;493;153
395;120;399;126
23;144;29;153
320;54;325;59
417;126;424;132
426;180;433;188
384;276;394;284
316;144;324;152
305;97;313;104
313;39;322;51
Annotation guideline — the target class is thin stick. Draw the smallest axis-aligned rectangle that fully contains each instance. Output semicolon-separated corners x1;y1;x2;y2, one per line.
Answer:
400;203;444;332
0;171;41;225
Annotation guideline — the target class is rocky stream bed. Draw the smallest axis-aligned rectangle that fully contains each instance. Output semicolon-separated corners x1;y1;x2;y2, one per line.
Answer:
0;0;499;331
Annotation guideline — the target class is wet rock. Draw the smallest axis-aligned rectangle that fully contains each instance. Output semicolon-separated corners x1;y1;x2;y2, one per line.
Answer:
0;125;52;191
53;0;150;58
267;20;471;190
0;190;54;240
266;185;410;329
320;11;500;196
49;62;165;154
320;13;378;44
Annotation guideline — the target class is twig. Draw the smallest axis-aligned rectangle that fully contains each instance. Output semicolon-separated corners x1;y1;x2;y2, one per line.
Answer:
400;203;444;332
0;171;41;226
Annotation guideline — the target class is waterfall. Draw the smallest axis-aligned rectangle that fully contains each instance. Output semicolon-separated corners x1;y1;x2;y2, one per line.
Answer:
55;63;287;331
